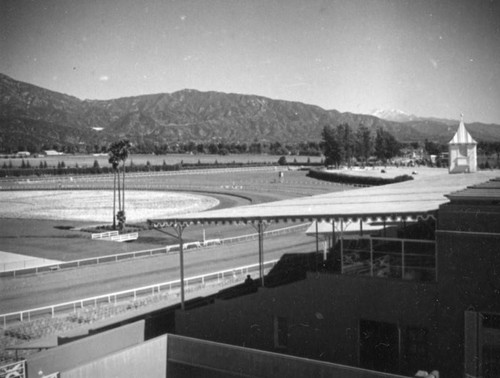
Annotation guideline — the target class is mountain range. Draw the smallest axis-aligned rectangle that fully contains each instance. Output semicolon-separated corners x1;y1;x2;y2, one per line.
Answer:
1;73;499;152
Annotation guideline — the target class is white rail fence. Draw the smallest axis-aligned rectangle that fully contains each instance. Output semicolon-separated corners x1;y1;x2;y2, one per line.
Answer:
90;230;119;240
107;232;139;242
0;223;309;277
0;259;61;273
0;166;283;188
0;260;278;329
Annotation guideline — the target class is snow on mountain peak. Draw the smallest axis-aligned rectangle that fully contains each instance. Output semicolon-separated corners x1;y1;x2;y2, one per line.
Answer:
371;109;418;122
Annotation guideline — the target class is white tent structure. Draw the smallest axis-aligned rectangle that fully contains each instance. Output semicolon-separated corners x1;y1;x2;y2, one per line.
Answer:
448;115;477;173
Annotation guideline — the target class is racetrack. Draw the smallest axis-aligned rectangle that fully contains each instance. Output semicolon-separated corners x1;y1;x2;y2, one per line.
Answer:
0;231;317;314
0;190;219;222
0;168;342;315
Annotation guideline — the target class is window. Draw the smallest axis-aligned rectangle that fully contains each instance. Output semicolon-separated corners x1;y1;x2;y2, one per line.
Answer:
482;313;500;378
274;316;288;349
359;319;399;373
465;311;500;378
458;145;468;157
404;327;429;372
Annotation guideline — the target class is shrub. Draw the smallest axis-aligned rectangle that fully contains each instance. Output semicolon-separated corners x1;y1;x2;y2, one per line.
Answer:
307;169;414;186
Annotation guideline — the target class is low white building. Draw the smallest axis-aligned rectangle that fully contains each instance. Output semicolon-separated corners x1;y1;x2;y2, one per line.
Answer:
448;115;477;173
44;150;64;156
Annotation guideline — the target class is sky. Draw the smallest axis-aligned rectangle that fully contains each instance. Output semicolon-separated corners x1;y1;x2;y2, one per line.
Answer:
1;0;500;124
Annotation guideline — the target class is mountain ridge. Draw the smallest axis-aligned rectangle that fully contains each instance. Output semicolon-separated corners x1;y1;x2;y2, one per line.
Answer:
1;73;499;153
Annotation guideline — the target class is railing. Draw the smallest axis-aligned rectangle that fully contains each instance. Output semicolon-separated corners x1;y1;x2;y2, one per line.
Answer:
0;260;278;329
0;166;283;189
0;360;26;378
107;232;139;242
0;223;310;277
340;236;436;282
91;230;119;239
0;259;60;273
0;247;168;277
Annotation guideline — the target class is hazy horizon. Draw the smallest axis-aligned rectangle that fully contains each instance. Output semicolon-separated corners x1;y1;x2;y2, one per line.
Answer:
2;0;499;124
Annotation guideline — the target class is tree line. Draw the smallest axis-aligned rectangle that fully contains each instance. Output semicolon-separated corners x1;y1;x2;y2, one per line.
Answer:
8;140;324;157
322;124;401;167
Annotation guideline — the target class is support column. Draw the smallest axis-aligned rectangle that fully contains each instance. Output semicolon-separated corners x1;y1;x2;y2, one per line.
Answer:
370;237;374;277
150;222;190;310
401;240;406;279
253;220;270;287
175;223;187;310
315;221;319;255
340;219;344;274
258;221;264;286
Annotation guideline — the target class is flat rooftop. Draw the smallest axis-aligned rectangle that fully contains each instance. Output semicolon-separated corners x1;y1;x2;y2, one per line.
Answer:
149;168;500;226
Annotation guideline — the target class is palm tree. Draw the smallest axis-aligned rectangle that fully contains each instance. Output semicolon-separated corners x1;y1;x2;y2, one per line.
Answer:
108;140;131;230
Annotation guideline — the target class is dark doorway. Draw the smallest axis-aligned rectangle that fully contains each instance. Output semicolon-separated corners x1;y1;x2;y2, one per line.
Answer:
360;319;400;373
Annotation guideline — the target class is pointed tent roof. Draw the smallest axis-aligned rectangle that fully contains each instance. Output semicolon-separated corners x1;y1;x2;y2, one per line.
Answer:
448;114;477;145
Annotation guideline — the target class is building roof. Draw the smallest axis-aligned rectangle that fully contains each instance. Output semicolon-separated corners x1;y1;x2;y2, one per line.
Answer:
448;115;477;145
446;178;500;202
148;170;500;228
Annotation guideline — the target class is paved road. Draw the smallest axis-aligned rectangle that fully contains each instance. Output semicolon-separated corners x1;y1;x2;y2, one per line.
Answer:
0;232;320;314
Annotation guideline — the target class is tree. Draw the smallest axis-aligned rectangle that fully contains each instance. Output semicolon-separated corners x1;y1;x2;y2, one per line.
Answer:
92;160;101;174
208;143;219;154
322;125;342;167
108;140;132;230
355;124;373;164
424;139;444;156
374;128;400;162
337;123;355;166
278;156;288;166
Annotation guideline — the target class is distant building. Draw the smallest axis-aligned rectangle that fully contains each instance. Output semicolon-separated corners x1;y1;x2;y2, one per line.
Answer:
15;151;31;157
43;150;64;156
448;115;477;173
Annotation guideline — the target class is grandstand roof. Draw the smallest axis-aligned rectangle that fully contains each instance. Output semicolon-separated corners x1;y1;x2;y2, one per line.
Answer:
446;177;500;202
148;170;500;228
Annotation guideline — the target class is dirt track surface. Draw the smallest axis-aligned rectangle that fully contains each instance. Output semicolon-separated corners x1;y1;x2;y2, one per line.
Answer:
0;232;317;314
0;168;342;313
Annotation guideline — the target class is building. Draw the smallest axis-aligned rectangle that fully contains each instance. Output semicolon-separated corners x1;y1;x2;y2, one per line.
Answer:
174;178;500;377
448;115;477;173
5;171;500;377
43;150;64;156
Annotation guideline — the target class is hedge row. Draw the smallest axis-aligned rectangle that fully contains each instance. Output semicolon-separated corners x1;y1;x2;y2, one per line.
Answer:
307;169;414;186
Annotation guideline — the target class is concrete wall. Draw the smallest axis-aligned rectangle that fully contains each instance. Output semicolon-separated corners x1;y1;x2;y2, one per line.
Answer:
166;334;409;378
62;334;167;378
436;201;500;377
27;320;145;377
176;272;438;374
